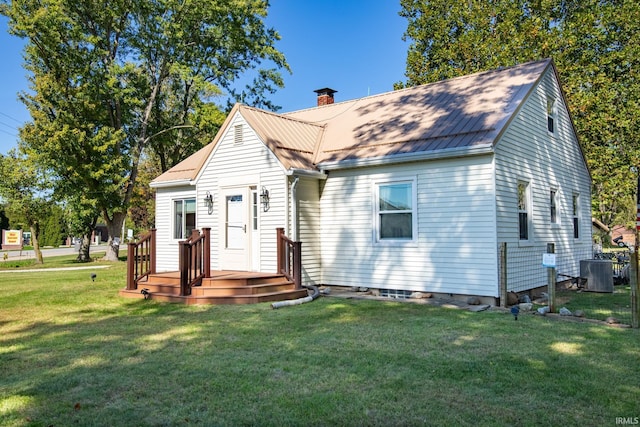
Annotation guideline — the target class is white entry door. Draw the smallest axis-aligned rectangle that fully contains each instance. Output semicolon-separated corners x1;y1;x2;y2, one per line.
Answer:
220;187;250;270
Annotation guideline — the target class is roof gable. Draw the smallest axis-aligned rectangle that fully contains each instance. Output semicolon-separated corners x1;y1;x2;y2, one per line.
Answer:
238;105;324;170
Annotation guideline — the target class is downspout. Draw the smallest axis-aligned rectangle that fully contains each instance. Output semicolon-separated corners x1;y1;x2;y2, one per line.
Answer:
272;175;320;309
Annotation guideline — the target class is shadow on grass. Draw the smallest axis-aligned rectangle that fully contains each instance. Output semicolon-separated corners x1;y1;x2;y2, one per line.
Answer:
1;278;639;425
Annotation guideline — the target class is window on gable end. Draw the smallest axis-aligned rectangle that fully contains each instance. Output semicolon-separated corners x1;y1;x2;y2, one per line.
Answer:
547;97;556;134
518;181;531;241
550;188;558;225
572;193;580;239
234;124;243;144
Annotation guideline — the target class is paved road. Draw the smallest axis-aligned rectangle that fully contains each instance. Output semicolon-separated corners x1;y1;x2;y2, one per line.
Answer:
1;245;104;261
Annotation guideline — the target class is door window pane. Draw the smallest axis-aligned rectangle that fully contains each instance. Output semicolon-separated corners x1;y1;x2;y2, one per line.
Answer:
226;195;244;249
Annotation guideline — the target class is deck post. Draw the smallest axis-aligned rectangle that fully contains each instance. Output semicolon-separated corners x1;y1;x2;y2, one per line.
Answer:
293;241;302;289
179;240;189;296
149;228;157;275
203;227;211;278
126;241;136;290
276;227;284;275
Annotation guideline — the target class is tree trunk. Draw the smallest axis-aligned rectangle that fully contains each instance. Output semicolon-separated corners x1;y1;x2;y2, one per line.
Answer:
29;224;43;264
103;212;126;261
76;234;92;262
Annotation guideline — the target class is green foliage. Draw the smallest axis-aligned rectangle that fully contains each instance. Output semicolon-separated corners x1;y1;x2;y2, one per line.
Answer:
39;203;65;247
397;0;559;86
1;0;289;260
0;149;51;262
398;0;640;229
0;206;8;231
127;156;158;234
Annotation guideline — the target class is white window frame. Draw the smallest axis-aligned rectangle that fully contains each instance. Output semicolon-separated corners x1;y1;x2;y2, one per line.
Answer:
547;97;556;135
572;193;580;240
173;198;197;240
518;180;532;244
374;178;418;245
550;186;560;227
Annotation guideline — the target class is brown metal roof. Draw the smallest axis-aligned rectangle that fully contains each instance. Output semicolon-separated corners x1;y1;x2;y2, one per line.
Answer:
286;59;551;165
153;59;552;185
238;105;324;170
151;143;215;185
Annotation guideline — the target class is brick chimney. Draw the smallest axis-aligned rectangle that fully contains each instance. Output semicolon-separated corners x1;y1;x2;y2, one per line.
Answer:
314;88;337;106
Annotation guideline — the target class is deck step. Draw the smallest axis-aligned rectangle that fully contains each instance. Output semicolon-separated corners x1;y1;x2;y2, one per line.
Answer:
119;288;309;305
120;271;309;305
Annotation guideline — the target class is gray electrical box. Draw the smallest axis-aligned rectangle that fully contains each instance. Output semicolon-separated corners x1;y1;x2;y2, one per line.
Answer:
580;260;613;293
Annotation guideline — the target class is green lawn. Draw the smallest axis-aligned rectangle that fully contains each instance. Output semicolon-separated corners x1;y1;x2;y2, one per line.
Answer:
557;284;634;324
1;258;639;426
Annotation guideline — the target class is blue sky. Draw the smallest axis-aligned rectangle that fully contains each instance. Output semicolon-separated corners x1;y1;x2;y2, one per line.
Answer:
0;1;408;155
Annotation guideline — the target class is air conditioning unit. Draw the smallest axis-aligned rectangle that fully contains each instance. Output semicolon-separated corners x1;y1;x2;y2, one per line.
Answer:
580;260;613;293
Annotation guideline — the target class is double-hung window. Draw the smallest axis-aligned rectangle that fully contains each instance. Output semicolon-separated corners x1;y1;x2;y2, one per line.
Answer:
572;193;580;239
518;181;531;241
547;97;556;134
550;188;558;225
174;198;196;239
376;180;416;242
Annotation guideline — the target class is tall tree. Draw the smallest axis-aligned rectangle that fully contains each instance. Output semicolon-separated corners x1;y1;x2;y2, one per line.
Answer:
398;0;640;229
1;0;289;261
557;0;640;228
0;149;50;263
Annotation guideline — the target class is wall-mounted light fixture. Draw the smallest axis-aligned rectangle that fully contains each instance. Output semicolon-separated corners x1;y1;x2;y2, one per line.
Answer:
260;186;270;212
203;191;213;214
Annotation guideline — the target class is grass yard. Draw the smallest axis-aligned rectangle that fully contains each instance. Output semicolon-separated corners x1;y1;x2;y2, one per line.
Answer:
1;257;639;426
557;284;634;324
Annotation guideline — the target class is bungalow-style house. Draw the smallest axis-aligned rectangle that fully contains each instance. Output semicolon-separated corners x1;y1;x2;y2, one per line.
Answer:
123;58;592;305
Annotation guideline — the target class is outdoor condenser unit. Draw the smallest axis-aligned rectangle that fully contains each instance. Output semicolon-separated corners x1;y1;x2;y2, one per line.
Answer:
579;260;613;293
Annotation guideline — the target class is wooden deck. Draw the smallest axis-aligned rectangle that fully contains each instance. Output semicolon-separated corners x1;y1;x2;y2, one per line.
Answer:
119;270;309;305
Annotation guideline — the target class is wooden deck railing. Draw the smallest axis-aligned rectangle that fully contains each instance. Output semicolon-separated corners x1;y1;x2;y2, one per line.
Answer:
179;227;211;296
126;229;156;290
276;227;302;289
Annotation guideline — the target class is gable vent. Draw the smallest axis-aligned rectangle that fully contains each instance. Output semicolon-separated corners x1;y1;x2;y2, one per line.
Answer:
234;124;243;144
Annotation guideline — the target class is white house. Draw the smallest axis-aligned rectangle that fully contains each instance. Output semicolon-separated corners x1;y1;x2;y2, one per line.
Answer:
149;58;592;303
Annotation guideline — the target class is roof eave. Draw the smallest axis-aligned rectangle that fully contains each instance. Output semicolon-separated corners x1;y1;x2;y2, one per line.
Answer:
317;144;495;171
150;179;195;189
285;168;328;179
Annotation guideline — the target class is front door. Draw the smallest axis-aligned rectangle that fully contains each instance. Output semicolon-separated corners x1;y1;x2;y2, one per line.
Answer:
220;187;250;270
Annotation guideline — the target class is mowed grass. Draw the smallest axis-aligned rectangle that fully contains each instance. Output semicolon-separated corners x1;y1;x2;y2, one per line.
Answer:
557;285;634;324
1;258;639;426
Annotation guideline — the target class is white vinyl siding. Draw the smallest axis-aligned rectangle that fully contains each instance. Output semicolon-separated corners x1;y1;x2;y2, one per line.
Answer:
320;156;499;297
494;67;592;287
197;113;287;272
155;186;196;272
154;113;288;273
295;176;322;286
